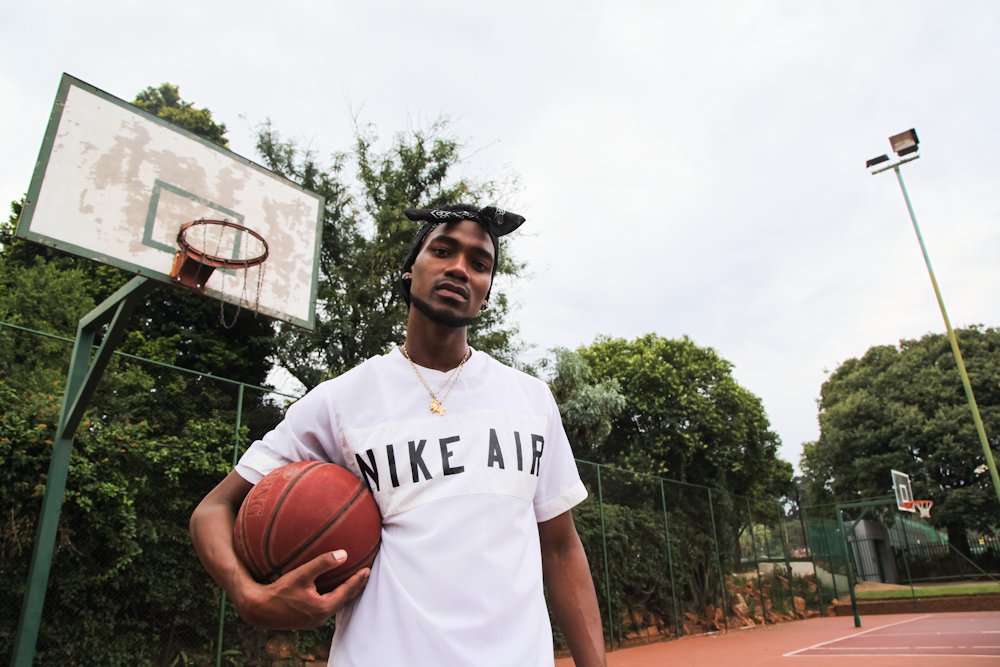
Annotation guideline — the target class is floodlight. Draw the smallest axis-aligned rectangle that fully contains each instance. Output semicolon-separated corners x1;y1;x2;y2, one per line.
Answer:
889;129;919;156
866;155;890;168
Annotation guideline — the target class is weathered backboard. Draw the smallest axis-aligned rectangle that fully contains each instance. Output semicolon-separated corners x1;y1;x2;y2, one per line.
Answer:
16;74;322;329
891;469;915;512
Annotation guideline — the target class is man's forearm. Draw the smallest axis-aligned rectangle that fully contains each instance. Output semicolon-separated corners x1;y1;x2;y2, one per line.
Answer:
540;513;607;667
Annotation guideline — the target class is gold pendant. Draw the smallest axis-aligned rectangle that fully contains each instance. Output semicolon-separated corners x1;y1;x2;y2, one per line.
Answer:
430;399;445;415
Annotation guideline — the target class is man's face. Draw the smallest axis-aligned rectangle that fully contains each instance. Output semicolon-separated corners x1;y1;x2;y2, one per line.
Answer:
408;219;494;329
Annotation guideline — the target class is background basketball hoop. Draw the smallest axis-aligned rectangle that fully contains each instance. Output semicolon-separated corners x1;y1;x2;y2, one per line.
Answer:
905;500;934;519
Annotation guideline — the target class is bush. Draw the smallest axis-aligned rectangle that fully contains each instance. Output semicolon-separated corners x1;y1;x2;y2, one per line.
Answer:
1;379;241;666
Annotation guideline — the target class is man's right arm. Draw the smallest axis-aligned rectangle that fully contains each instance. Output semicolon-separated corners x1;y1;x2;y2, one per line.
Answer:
189;470;369;630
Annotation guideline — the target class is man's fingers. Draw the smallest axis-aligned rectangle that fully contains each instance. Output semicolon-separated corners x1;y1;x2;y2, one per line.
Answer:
323;567;370;607
293;550;348;584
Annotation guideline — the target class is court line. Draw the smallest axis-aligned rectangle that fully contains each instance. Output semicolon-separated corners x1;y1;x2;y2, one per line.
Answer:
783;615;932;657
780;654;1000;658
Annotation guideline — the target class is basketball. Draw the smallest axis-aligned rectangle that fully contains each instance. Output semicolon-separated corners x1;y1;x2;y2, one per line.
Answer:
234;461;382;593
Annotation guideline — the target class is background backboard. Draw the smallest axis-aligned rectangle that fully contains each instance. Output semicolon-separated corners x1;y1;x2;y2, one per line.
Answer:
891;469;915;512
16;74;323;329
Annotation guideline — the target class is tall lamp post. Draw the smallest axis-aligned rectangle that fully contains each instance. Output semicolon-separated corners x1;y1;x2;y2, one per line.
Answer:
867;129;1000;511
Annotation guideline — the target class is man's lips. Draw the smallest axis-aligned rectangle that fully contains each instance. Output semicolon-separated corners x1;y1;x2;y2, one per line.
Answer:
434;281;469;302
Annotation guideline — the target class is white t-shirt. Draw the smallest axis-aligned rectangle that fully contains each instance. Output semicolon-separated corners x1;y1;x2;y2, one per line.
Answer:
235;348;588;667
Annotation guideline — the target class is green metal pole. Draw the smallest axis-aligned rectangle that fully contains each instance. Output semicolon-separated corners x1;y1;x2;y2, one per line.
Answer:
659;480;681;638
706;490;729;631
12;277;155;666
596;466;613;652
216;384;246;667
778;502;795;613
897;515;918;612
802;505;825;614
892;165;1000;511
745;499;766;623
825;522;840;603
836;507;862;628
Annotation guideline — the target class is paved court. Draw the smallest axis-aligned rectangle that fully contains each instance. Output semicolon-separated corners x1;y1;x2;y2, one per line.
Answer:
786;613;1000;658
555;612;1000;666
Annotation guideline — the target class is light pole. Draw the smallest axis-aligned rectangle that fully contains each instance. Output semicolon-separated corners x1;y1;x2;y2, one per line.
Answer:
867;129;1000;511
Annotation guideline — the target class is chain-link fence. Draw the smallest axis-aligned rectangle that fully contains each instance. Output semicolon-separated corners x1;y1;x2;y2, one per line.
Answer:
4;323;831;666
1;322;298;666
569;463;828;654
804;498;1000;620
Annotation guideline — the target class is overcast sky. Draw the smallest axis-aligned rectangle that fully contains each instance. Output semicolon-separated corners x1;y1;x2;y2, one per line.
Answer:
4;1;1000;470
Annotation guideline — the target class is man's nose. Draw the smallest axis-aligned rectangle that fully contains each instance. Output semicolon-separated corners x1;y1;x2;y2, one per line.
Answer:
444;254;470;280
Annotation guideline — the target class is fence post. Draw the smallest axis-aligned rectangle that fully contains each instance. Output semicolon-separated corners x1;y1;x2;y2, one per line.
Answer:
596;465;613;652
897;515;918;611
215;383;246;667
802;505;825;614
745;499;767;623
835;507;862;628
706;489;729;631
825;521;841;602
778;501;795;612
659;480;681;638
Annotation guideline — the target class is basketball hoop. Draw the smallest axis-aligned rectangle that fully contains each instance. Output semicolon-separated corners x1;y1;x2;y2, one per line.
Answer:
170;219;269;327
905;500;933;519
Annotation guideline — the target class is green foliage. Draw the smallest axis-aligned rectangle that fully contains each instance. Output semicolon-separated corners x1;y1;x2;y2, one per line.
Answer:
577;334;793;499
254;117;528;388
0;379;240;666
133;83;229;147
801;327;1000;545
573;497;679;643
0;256;95;394
543;347;626;459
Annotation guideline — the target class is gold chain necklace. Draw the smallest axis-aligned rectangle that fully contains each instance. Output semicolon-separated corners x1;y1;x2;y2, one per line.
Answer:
400;344;471;415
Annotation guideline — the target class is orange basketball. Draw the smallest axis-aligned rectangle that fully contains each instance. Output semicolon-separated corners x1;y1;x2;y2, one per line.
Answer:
234;461;382;593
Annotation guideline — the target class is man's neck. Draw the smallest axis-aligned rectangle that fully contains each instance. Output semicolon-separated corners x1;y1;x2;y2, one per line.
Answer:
403;311;470;371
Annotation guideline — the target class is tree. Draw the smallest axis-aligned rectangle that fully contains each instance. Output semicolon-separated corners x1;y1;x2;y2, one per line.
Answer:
254;117;529;389
801;326;1000;552
542;347;626;459
577;334;793;499
133;83;229;147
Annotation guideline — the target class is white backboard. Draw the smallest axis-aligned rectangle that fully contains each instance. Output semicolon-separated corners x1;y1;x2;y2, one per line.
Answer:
891;469;915;512
17;74;323;329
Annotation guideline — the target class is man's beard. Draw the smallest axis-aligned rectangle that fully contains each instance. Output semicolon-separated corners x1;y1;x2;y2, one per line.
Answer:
410;294;477;329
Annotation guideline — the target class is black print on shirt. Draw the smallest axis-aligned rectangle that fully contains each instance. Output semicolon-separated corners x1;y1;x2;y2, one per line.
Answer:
440;436;464;476
487;429;505;469
530;434;544;476
386;444;400;488
410;439;432;483
357;449;379;492
357;428;544;493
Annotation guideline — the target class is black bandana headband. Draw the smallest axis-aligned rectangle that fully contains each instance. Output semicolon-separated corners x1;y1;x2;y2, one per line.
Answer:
403;206;526;239
399;206;526;306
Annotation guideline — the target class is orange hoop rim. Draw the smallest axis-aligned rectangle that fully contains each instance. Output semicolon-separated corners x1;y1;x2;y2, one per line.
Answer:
176;219;269;269
904;500;933;517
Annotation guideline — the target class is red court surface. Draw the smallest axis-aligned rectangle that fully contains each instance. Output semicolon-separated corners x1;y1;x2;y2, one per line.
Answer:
787;612;1000;659
555;612;1000;666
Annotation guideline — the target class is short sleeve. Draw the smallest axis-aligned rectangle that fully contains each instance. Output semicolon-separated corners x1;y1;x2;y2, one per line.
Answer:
531;388;587;522
235;385;346;484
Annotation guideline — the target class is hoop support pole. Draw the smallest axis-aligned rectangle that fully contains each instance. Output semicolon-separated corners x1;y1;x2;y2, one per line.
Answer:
12;276;156;667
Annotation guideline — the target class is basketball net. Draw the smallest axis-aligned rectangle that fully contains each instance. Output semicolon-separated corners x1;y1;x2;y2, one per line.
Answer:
906;500;933;519
171;219;269;329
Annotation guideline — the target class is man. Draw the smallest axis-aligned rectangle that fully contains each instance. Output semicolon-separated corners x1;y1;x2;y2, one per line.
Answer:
190;204;607;667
